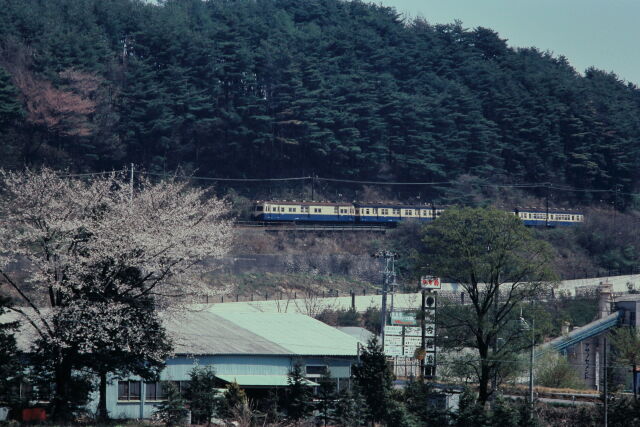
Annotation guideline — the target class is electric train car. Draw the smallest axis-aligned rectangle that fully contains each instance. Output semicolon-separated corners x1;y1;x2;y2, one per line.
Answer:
251;201;584;227
252;200;355;222
354;203;445;223
514;209;584;226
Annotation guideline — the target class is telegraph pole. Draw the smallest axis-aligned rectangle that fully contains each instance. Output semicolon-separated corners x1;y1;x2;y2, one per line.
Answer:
129;163;134;205
545;183;550;227
421;289;426;380
604;336;608;427
375;251;396;349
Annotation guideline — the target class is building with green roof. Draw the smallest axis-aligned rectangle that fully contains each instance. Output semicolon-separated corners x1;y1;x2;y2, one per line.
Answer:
107;310;361;419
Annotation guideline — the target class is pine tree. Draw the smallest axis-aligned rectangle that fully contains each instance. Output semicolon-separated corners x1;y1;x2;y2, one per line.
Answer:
333;387;368;427
285;362;313;422
155;382;189;427
188;366;219;426
316;370;336;426
220;381;248;420
0;66;22;124
352;337;394;423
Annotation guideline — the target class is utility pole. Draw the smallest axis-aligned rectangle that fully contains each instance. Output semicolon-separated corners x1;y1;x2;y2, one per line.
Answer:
375;251;396;349
129;163;134;205
421;289;426;380
604;336;608;427
529;318;535;409
545;183;550;227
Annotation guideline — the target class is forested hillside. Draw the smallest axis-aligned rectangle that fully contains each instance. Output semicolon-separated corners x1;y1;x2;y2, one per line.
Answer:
1;0;639;204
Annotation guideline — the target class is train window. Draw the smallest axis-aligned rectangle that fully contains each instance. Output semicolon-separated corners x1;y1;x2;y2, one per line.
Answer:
373;208;378;214
334;207;339;213
314;208;321;213
393;209;400;215
422;210;427;215
405;210;412;215
288;208;296;212
365;209;370;214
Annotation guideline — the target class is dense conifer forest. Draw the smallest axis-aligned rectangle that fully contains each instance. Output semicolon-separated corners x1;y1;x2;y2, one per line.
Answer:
0;0;639;205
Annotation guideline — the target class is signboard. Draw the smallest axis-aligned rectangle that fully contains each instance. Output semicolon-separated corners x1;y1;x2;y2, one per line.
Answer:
421;276;441;290
383;294;438;375
390;311;418;326
404;336;423;347
384;325;403;336
424;351;436;366
424;309;436;322
404;325;435;337
384;345;404;356
385;336;403;347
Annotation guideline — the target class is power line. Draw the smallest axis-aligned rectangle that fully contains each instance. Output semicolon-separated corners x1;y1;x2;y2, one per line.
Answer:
142;172;310;182
51;169;640;198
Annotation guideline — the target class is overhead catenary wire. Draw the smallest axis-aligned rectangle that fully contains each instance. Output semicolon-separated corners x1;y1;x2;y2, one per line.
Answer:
50;169;640;198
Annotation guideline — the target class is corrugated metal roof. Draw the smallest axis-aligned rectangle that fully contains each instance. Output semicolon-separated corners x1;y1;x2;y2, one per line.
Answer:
216;374;318;387
163;311;290;355
335;326;375;344
2;309;360;357
210;311;360;356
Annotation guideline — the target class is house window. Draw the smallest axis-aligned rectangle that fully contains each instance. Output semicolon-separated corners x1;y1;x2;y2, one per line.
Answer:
145;382;168;401
118;380;141;401
169;381;191;397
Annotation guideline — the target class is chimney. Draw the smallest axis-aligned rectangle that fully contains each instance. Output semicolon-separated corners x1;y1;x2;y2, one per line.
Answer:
598;281;613;319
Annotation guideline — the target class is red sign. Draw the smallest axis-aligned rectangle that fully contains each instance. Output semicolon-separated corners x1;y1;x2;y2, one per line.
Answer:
421;276;441;289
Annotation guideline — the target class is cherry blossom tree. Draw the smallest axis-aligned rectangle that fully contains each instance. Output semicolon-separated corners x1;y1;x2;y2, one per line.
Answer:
0;168;233;420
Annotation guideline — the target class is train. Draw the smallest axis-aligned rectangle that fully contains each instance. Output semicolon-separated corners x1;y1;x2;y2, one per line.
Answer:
251;200;584;227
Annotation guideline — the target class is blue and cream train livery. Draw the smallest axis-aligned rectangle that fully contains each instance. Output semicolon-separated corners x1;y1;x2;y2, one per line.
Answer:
252;201;584;226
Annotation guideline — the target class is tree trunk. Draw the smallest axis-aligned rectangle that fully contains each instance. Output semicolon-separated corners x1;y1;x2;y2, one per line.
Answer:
97;370;109;421
478;361;492;407
634;364;638;402
50;359;73;422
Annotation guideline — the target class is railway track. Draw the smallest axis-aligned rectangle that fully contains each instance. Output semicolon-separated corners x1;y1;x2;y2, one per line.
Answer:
235;221;388;232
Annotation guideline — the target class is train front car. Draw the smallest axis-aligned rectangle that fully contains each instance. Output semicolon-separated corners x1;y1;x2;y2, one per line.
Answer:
354;203;444;224
514;209;584;226
252;201;355;223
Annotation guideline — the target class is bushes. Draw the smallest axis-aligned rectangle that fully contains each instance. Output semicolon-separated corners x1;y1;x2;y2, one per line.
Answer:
535;352;587;390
